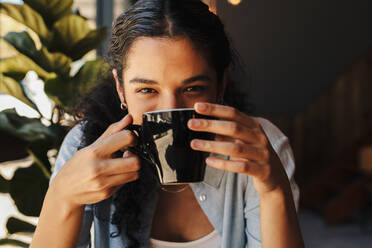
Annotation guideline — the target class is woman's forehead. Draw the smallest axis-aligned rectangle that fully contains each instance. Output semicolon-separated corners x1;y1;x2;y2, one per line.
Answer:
123;37;216;81
127;36;199;58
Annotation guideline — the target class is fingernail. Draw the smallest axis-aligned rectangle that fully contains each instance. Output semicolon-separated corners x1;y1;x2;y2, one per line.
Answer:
192;140;203;148
123;150;129;157
196;103;207;112
206;157;215;165
191;119;201;127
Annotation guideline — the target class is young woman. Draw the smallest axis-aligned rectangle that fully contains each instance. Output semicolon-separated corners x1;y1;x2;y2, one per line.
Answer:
31;0;304;247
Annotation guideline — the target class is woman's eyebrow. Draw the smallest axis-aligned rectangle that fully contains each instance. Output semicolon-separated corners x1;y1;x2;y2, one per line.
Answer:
182;75;211;84
129;75;211;85
129;78;158;85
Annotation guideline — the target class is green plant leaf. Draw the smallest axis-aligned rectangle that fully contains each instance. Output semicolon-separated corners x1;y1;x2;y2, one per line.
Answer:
70;26;108;60
27;143;52;176
0;74;34;107
0;109;58;144
0;238;28;247
3;31;71;75
0;55;56;81
24;0;73;26
49;15;91;56
6;217;36;234
0;3;52;45
10;163;49;216
43;76;72;108
38;47;71;76
45;59;108;109
74;59;109;92
2;31;38;59
26;125;67;178
0;174;9;193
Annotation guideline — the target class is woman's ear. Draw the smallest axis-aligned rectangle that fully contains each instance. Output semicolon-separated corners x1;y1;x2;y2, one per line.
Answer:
113;69;126;104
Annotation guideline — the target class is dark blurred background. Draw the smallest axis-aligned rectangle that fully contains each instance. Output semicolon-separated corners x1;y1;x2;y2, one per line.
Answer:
215;1;372;246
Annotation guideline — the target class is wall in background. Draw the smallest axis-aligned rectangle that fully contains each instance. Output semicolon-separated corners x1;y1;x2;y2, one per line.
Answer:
217;0;372;115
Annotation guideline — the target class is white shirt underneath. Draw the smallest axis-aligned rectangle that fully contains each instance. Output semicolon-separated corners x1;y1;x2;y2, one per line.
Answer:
149;230;221;248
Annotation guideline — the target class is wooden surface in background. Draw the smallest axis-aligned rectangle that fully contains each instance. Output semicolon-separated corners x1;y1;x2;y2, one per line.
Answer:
262;50;372;224
264;50;372;188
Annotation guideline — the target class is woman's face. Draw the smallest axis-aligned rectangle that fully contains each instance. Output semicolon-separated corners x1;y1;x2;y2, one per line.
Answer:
114;37;224;124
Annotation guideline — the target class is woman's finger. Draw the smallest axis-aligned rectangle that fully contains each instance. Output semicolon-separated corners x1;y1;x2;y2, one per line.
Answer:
90;129;137;158
194;102;259;128
205;156;269;177
111;185;123;193
123;150;134;158
188;119;265;145
104;172;140;188
96;114;133;142
191;139;269;163
90;173;139;200
94;156;141;176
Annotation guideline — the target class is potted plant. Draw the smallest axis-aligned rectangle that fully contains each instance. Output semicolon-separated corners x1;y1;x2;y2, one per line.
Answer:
0;0;108;246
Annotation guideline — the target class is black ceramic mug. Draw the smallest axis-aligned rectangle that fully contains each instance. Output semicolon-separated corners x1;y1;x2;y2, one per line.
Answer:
126;108;214;185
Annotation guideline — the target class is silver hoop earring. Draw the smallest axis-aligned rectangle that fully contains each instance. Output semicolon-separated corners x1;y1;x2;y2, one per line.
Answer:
120;102;127;110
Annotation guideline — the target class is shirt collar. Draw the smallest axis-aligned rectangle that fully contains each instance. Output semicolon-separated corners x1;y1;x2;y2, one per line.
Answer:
203;163;225;188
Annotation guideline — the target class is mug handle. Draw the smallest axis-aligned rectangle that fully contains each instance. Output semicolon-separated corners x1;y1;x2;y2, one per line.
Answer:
125;124;163;184
125;124;155;166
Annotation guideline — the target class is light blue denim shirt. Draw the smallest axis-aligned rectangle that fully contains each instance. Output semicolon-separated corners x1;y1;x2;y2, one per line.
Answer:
50;117;299;248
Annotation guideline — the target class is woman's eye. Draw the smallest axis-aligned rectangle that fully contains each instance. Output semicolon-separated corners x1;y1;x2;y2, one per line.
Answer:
136;88;157;94
184;86;206;93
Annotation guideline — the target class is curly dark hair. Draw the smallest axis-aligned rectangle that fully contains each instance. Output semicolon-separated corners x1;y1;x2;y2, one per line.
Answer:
74;0;253;247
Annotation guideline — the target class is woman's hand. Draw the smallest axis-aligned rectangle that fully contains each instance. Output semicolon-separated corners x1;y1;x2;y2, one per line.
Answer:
188;102;290;195
50;114;141;209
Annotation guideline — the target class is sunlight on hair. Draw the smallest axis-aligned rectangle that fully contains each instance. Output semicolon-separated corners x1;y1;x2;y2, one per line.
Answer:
202;0;217;14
